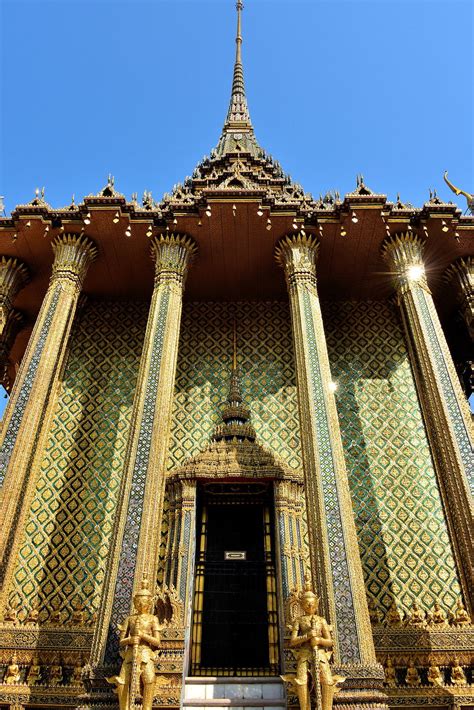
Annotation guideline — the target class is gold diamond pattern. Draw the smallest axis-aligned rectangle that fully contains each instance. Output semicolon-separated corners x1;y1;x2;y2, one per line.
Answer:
10;296;457;626
167;301;301;471
10;300;147;620
324;300;462;616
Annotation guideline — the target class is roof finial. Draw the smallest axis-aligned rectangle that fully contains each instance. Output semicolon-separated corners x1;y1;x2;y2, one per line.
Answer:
212;317;256;443
223;0;252;129
236;2;243;66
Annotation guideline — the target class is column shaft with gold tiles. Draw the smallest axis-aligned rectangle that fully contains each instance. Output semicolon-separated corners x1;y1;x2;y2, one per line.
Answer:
0;234;97;583
93;233;196;665
275;233;379;677
382;233;474;609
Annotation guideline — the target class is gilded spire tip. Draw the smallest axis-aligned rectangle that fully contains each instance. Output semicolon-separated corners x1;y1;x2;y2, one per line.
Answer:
222;0;251;130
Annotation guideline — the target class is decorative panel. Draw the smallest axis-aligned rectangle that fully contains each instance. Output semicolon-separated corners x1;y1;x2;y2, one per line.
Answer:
324;300;462;617
168;301;301;471
9;300;147;620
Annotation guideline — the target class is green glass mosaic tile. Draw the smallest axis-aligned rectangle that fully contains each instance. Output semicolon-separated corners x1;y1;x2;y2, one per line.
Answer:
323;300;462;617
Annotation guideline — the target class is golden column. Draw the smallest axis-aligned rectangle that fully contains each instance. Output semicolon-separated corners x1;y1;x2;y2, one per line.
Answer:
0;256;29;335
95;233;197;665
0;256;29;388
443;256;474;341
381;233;474;609
275;232;376;668
0;234;97;570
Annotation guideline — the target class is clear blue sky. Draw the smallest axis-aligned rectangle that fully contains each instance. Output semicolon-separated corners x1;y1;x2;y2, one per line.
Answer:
1;0;473;213
0;0;472;415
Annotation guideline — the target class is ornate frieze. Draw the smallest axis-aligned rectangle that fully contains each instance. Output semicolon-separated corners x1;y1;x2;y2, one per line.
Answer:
381;232;474;612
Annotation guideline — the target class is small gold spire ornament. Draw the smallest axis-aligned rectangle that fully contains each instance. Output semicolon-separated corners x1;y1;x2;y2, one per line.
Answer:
107;577;162;710
281;577;344;710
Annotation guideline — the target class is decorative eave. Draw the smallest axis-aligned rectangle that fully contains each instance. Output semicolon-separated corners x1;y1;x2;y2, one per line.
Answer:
168;437;302;484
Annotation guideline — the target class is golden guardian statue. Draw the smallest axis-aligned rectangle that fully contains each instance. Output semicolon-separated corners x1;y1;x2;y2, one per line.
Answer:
282;578;345;710
107;578;162;710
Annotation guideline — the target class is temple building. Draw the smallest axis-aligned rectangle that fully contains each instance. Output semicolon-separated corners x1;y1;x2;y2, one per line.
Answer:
0;3;473;710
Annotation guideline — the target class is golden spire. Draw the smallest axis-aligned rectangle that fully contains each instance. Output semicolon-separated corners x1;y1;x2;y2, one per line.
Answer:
224;0;252;129
212;318;256;442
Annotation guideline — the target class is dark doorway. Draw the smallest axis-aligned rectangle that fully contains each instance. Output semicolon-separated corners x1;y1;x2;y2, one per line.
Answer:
190;483;279;676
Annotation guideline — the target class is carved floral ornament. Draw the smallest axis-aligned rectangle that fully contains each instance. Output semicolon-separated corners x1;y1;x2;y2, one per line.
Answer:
150;233;198;282
274;232;320;283
167;438;302;483
0;258;30;305
51;233;98;284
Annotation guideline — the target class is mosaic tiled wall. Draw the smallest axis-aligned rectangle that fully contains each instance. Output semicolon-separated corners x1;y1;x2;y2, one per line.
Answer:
7;296;461;626
323;300;462;616
9;300;148;620
168;301;301;471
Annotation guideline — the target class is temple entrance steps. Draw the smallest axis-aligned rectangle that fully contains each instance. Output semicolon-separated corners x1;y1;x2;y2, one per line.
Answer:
183;676;287;710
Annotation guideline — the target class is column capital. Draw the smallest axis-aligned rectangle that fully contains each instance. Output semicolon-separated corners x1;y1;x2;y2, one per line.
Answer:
0;256;30;306
51;233;97;287
0;309;24;389
443;256;473;294
444;256;474;340
381;231;427;291
274;232;319;287
0;257;29;337
150;233;197;286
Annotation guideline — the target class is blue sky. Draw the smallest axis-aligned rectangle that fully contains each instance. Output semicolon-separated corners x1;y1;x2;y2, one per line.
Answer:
1;0;473;212
0;0;473;415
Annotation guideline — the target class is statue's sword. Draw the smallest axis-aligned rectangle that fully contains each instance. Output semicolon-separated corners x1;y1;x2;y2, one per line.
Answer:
311;618;323;710
130;620;140;710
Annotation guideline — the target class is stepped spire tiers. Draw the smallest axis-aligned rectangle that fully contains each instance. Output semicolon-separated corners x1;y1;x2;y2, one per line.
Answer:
215;1;257;160
213;0;262;158
160;2;315;216
213;320;256;443
225;1;251;129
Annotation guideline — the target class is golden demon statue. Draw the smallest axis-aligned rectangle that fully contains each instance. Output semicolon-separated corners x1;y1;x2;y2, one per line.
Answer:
107;578;162;710
282;578;344;710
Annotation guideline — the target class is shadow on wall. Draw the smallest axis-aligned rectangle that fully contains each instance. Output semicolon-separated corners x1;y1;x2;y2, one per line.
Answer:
322;299;463;618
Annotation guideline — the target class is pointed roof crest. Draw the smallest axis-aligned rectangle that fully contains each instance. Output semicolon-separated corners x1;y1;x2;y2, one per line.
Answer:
224;1;252;129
